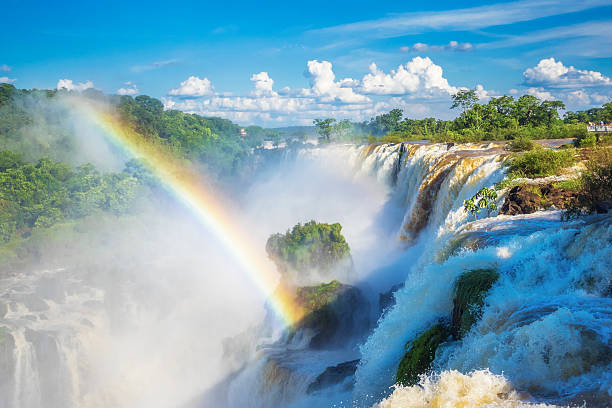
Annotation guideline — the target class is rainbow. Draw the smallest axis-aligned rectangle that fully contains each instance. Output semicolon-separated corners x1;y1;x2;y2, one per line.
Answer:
75;100;303;327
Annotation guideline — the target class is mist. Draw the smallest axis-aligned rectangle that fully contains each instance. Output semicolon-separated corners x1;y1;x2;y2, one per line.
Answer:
0;95;407;408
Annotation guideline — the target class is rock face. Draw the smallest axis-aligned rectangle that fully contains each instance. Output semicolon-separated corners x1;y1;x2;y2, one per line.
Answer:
307;359;359;394
378;284;403;316
500;183;577;215
292;280;369;349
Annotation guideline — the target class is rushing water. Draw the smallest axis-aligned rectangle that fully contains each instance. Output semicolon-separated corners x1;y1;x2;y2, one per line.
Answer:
0;142;610;407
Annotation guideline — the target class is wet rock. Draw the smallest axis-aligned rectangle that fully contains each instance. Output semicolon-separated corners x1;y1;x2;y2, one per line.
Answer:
307;359;359;393
500;183;577;215
500;185;542;215
36;275;66;303
14;293;49;312
594;200;612;214
292;280;369;349
378;284;403;315
0;328;15;404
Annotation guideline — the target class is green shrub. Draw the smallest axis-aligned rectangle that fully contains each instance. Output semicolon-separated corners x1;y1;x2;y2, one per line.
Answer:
564;148;612;218
508;148;576;178
396;323;451;386
554;178;583;191
506;138;534;152
576;132;597;148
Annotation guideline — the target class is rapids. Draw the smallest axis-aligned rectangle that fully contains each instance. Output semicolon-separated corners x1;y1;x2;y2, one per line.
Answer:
0;141;610;407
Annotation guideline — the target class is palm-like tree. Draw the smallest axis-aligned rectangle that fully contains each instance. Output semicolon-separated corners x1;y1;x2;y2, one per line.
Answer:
464;198;478;220
464;187;499;220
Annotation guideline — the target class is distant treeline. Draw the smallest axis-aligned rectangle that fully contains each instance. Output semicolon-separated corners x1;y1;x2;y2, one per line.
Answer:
313;89;612;144
0;84;282;243
0;83;282;181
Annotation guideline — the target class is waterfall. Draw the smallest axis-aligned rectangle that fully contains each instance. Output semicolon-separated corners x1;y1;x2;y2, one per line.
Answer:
1;141;610;407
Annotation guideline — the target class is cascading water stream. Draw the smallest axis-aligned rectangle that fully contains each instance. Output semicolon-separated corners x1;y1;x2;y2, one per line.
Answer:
0;141;609;408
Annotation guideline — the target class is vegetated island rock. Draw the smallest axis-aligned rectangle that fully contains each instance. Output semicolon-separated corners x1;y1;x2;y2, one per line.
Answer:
451;268;499;340
291;280;369;349
395;323;451;386
266;221;353;286
307;359;359;394
500;183;577;215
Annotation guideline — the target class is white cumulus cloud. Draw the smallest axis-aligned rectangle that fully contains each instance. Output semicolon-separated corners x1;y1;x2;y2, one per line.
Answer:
169;76;214;97
117;82;139;96
360;57;458;96
525;87;555;100
400;41;473;52
0;77;16;84
0;64;11;73
163;58;473;126
304;60;370;103
523;58;612;87
250;72;276;96
57;79;95;91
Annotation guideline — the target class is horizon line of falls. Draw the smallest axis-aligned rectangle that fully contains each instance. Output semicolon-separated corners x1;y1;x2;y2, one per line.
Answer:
0;141;610;408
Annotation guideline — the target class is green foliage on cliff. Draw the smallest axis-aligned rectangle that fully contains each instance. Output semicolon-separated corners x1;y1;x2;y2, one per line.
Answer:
564;148;612;218
507;148;576;178
451;268;499;339
296;280;342;312
0;151;144;243
396;324;451;386
266;221;351;276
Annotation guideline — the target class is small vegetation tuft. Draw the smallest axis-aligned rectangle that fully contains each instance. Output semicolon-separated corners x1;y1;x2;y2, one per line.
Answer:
505;137;535;152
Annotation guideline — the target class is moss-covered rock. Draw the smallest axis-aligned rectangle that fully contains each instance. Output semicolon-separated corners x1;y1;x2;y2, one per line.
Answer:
396;323;451;386
292;280;368;349
451;268;499;339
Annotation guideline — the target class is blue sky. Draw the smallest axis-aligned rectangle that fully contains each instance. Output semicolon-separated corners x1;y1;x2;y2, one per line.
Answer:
2;0;612;126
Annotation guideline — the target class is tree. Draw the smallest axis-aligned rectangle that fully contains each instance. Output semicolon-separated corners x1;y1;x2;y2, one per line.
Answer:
538;100;565;125
313;118;336;143
464;187;498;220
451;89;479;115
332;119;353;142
